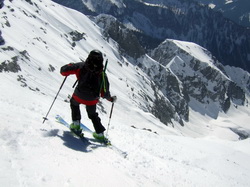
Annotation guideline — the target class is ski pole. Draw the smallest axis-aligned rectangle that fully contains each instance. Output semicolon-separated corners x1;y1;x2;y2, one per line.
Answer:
42;76;67;123
106;102;114;137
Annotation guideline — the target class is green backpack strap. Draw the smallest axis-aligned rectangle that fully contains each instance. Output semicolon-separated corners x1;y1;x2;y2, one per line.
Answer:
99;59;108;95
102;71;107;92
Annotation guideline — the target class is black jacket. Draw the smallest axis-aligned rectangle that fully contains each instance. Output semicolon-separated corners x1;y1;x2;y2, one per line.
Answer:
60;62;111;105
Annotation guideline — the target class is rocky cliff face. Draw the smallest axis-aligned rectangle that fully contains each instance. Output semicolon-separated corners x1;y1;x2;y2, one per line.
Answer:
139;39;247;124
93;14;145;58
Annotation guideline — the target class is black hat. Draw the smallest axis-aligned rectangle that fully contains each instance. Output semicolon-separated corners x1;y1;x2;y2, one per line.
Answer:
86;50;104;73
88;50;103;63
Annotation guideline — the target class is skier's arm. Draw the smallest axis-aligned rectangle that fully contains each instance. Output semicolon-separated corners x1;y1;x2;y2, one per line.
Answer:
60;63;81;77
100;74;116;102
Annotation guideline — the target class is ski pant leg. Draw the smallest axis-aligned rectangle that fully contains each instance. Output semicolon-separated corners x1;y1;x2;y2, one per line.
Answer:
86;105;105;134
70;97;81;121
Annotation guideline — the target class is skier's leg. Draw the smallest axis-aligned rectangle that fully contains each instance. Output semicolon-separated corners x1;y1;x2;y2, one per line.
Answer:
69;97;82;134
70;97;81;122
86;105;105;134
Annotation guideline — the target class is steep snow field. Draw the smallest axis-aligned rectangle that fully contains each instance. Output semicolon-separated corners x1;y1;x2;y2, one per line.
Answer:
1;0;250;186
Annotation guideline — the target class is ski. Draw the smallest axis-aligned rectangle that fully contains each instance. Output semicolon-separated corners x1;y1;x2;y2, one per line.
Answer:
55;115;111;146
55;115;88;143
55;115;128;158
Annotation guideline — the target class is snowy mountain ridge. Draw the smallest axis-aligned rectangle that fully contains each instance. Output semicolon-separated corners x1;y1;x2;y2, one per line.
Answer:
1;0;250;186
52;0;250;72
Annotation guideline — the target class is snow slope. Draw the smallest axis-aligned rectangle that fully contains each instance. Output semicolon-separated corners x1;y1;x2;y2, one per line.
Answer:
1;0;250;186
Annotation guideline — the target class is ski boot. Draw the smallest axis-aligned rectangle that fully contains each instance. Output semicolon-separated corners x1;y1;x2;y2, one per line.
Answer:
70;120;83;137
93;132;111;145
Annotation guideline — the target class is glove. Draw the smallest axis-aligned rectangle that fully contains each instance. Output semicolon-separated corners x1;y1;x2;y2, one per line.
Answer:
108;96;117;103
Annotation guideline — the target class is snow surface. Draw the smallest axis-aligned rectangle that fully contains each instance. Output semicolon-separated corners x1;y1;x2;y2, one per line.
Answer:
1;0;250;186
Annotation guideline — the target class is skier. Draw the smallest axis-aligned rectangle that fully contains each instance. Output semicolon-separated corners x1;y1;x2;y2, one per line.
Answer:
60;49;116;141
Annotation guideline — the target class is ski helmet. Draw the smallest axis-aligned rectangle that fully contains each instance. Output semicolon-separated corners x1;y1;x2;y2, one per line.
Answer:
89;49;103;62
86;49;104;73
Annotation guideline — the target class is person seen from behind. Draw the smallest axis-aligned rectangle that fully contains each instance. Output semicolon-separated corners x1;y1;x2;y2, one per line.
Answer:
60;49;116;142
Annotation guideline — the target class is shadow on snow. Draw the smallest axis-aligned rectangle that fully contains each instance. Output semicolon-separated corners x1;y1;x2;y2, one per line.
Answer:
42;129;105;153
